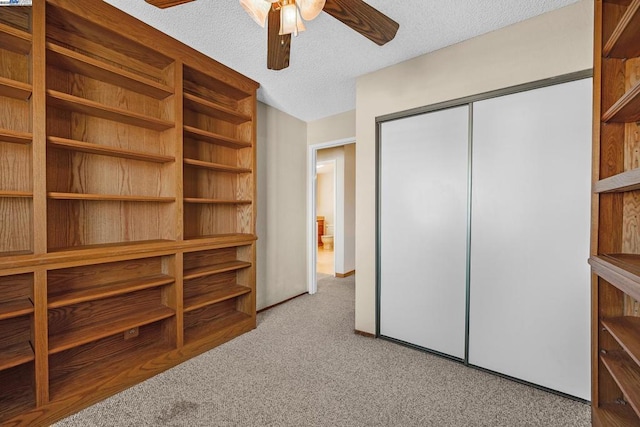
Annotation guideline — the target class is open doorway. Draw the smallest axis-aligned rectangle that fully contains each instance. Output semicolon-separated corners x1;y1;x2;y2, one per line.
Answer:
307;139;356;294
316;159;336;276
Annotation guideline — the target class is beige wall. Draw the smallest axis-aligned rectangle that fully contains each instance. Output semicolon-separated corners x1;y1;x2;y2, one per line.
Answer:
355;0;594;333
256;102;308;310
307;110;356;146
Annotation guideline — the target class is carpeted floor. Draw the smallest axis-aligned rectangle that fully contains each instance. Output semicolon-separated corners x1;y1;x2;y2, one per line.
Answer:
55;275;591;427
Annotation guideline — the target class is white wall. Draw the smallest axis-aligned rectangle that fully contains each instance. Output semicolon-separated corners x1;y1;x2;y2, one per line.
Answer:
256;102;308;310
355;0;594;334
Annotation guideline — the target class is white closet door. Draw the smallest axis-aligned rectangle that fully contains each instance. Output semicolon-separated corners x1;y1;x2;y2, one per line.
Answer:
379;106;469;359
469;79;592;399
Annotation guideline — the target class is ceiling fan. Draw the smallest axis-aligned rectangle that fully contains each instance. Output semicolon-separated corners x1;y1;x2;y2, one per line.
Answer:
145;0;399;70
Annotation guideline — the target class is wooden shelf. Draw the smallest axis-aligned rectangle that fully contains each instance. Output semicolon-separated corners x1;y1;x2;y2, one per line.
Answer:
589;254;640;302
48;136;175;163
0;250;32;259
47;43;174;100
183;66;252;102
603;317;640;367
183;93;251;124
0;365;34;424
593;403;640;426
184;198;252;205
183;125;251;149
0;191;32;198
601;351;640;418
603;0;640;59
184;310;251;344
183;260;251;280
0;341;33;371
48;192;175;203
0;128;31;145
45;240;174;257
48;305;175;355
48;336;171;402
0;22;31;55
602;81;640;123
48;274;174;309
184;284;251;312
0;298;33;321
595;168;640;193
0;76;31;101
183;158;251;173
47;90;174;131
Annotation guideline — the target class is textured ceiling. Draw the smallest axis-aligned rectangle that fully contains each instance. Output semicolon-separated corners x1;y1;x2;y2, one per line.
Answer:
104;0;580;122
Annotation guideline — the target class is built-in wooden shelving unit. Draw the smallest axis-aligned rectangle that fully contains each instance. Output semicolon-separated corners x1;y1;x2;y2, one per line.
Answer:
0;1;258;424
591;0;640;425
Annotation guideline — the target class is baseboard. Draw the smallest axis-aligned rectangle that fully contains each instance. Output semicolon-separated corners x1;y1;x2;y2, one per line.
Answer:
336;270;355;278
354;329;375;338
257;292;308;313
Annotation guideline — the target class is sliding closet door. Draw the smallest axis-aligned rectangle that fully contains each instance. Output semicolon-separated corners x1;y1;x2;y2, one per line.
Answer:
469;79;592;399
379;106;469;359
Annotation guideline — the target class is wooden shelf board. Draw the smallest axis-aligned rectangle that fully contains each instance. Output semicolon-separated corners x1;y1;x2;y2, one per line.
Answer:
603;317;640;367
47;43;174;100
183;125;251;149
0;191;32;198
183;66;253;101
603;0;640;58
48;305;175;355
0;250;32;259
47;90;174;131
184;310;251;344
183;92;251;124
595;168;640;193
593;403;640;426
184;197;252;205
0;76;31;101
0;128;31;145
48;192;175;203
48;341;171;403
0;341;33;371
589;254;640;302
601;351;640;418
602;81;640;123
46;240;175;258
183;158;251;173
0;298;33;321
0;22;31;54
48;136;175;163
48;274;174;308
183;260;252;280
184;284;251;312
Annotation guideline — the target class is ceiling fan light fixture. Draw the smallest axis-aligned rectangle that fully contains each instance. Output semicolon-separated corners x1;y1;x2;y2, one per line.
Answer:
279;0;305;36
297;0;325;21
239;0;271;27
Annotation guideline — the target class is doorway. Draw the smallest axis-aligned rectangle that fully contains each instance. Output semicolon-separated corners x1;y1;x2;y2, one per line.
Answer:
307;138;356;294
316;159;336;276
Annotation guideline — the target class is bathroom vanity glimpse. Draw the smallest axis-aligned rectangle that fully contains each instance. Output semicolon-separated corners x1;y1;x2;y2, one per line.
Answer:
0;1;258;424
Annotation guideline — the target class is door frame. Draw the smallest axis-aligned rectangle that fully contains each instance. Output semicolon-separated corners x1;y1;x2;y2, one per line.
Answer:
307;137;355;294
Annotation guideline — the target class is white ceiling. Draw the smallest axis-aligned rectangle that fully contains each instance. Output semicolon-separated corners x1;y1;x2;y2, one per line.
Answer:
104;0;580;122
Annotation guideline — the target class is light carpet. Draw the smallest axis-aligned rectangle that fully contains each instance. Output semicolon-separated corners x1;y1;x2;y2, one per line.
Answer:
55;275;590;426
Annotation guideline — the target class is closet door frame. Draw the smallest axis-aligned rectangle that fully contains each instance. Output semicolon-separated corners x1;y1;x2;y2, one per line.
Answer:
375;69;592;398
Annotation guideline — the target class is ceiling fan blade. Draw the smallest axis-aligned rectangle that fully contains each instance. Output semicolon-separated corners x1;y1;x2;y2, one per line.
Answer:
145;0;196;9
323;0;398;46
267;7;291;70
